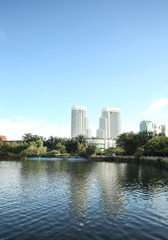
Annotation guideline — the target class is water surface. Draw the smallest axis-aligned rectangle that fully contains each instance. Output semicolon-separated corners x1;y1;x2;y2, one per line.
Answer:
0;159;168;240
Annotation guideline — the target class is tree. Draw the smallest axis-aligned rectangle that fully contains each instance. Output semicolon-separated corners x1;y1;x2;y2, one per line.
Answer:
44;136;60;151
1;142;11;153
64;138;78;154
144;136;168;156
116;132;139;155
75;135;87;145
85;143;96;157
95;147;103;155
0;137;3;150
116;133;128;149
36;140;43;147
137;131;155;148
23;133;44;143
48;150;60;156
104;147;116;155
55;143;66;154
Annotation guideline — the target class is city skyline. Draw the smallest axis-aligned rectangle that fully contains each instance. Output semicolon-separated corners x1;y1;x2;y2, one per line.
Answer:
0;0;168;139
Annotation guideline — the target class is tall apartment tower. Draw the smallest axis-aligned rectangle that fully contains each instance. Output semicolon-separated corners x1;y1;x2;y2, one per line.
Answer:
97;108;121;139
71;106;91;138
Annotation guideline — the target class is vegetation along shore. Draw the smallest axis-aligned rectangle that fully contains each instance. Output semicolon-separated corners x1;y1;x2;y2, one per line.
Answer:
1;131;168;169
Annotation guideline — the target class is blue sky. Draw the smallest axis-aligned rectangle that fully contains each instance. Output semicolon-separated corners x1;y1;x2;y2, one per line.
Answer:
0;0;168;139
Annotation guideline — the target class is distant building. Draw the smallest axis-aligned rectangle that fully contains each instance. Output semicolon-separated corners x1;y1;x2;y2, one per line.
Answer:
97;108;121;139
160;125;168;136
87;139;116;150
0;135;7;141
97;117;107;138
71;106;92;138
140;120;168;136
140;120;155;132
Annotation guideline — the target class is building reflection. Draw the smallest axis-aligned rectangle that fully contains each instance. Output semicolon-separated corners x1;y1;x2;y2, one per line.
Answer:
94;162;128;218
67;163;91;219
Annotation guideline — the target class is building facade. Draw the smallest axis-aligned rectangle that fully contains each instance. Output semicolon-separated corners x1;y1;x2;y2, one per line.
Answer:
71;106;91;138
140;120;168;136
161;125;168;136
0;135;7;141
97;108;121;139
140;120;155;132
87;139;116;150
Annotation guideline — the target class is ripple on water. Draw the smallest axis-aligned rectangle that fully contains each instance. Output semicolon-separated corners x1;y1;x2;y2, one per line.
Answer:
0;160;168;240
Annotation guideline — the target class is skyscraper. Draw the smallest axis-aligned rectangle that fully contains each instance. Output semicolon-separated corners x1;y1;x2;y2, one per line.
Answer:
97;117;107;138
97;108;121;139
71;106;91;138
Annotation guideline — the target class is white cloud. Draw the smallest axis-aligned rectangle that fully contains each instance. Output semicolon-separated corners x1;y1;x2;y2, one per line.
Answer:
0;117;71;140
142;98;168;115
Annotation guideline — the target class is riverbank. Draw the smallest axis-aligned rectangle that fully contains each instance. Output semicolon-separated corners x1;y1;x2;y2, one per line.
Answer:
1;155;168;170
0;156;26;161
90;155;168;170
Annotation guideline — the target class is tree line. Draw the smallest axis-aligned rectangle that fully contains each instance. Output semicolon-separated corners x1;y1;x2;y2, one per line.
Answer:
0;133;97;158
116;131;168;157
0;131;168;159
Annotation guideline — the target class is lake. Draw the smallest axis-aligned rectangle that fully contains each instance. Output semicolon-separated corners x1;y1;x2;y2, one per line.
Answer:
0;159;168;240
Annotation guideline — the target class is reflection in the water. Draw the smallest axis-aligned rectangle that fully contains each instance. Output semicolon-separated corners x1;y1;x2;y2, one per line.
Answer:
68;163;91;219
0;160;168;240
95;162;129;219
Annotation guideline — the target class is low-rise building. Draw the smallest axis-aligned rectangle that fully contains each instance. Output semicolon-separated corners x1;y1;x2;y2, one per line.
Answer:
87;139;116;150
0;135;7;141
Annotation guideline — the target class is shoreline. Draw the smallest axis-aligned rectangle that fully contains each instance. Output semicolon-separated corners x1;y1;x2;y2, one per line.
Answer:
89;155;168;170
1;155;168;170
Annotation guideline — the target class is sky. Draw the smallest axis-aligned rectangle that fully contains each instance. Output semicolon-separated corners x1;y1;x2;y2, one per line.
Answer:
0;0;168;140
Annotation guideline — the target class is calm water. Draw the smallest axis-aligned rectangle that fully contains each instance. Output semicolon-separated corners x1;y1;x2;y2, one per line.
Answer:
0;159;168;240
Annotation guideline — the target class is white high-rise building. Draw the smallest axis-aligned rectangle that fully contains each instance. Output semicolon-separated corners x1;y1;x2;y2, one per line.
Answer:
161;125;168;136
96;117;107;138
71;106;91;138
140;120;155;132
140;120;168;136
97;108;121;139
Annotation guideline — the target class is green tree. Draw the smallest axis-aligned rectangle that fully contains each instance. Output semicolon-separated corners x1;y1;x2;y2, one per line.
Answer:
137;131;155;148
44;136;60;151
75;135;87;145
144;136;168;156
116;132;139;155
0;137;3;150
95;147;103;155
23;133;44;143
64;138;78;154
48;150;60;156
36;140;43;147
85;143;96;157
1;142;11;153
55;143;66;154
104;147;116;155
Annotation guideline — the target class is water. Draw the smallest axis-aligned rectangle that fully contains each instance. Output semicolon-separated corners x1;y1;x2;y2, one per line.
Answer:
0;159;168;240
